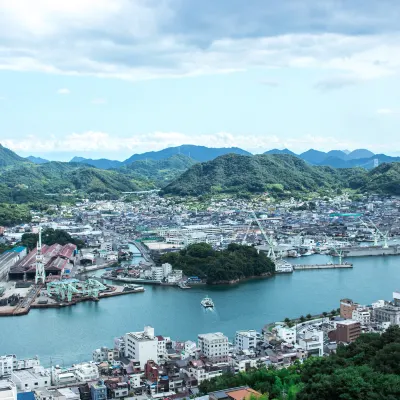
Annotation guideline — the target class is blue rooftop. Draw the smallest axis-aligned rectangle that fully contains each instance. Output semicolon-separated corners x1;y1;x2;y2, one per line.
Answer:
17;392;35;400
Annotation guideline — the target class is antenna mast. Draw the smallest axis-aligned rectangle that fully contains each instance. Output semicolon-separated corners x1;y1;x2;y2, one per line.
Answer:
35;227;46;284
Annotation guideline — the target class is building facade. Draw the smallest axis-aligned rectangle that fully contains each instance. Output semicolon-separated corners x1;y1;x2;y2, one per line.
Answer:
198;332;229;363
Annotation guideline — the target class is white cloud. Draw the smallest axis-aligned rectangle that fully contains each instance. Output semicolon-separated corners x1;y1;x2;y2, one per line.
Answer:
91;97;107;104
0;0;399;82
57;88;70;95
259;80;280;87
376;108;398;115
1;130;392;158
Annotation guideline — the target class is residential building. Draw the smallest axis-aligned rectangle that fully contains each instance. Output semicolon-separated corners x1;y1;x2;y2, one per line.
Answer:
90;381;107;400
128;374;141;389
340;298;358;319
0;380;17;400
0;356;14;378
124;326;158;368
104;381;128;399
151;266;163;281
335;320;361;343
198;332;229;363
297;330;324;356
92;347;117;363
181;360;223;385
51;367;76;387
11;366;51;390
276;326;296;344
235;330;258;352
74;363;99;383
1;355;40;379
352;308;371;325
161;263;172;278
373;304;400;326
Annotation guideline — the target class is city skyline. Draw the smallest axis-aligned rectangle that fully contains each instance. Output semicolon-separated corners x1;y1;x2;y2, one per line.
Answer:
0;0;400;160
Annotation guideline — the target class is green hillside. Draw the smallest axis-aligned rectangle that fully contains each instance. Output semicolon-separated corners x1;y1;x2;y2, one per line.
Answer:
0;161;155;203
362;162;400;195
120;154;197;185
161;154;368;196
0;144;30;168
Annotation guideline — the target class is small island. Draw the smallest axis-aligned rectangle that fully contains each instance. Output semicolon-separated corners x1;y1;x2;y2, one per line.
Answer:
160;243;275;285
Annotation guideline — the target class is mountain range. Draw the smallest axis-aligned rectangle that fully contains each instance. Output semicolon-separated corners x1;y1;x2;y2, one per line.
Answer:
1;143;400;203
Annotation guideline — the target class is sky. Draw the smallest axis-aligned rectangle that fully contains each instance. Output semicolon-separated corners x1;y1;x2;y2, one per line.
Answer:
0;0;400;161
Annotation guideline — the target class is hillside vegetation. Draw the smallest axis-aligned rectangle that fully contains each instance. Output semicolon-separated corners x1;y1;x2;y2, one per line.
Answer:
160;243;275;284
161;154;368;196
200;325;400;399
119;154;197;185
0;161;154;203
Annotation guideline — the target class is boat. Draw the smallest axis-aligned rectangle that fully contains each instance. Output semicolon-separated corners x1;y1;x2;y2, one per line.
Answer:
178;282;191;289
275;260;293;273
302;250;314;256
201;295;214;308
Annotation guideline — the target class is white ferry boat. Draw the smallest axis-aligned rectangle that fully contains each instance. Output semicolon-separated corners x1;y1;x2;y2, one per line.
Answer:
201;295;214;308
275;260;294;273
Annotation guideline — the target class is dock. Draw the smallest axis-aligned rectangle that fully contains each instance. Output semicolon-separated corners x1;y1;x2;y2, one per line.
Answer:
0;283;144;317
294;263;353;270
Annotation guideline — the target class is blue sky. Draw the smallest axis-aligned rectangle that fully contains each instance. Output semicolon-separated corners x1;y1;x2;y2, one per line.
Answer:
0;0;400;161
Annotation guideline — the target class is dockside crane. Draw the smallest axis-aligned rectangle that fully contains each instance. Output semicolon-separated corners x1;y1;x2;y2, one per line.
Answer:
366;218;390;249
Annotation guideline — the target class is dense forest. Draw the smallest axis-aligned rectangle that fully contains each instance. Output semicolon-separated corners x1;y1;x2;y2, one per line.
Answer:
20;228;85;250
0;203;32;226
199;325;400;399
160;243;275;284
161;154;400;197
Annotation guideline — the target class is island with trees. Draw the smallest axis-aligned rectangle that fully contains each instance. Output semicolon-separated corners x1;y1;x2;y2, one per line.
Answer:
160;243;275;284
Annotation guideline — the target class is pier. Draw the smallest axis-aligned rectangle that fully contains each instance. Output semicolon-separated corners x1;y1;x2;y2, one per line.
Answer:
294;263;353;270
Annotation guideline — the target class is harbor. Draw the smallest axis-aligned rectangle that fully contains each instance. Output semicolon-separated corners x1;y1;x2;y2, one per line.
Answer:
0;252;398;365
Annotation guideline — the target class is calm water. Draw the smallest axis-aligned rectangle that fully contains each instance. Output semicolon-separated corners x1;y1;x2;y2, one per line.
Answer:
0;253;398;366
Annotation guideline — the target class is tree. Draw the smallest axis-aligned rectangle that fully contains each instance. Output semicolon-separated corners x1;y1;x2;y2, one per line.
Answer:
284;318;291;324
322;311;328;317
330;309;337;316
306;314;312;320
299;315;306;322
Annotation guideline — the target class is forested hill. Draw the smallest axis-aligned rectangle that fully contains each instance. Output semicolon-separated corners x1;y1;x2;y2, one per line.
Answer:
161;154;366;196
161;154;400;196
0;143;29;168
0;161;154;203
119;154;197;185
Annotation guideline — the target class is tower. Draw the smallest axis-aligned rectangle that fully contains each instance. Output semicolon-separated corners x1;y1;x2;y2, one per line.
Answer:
35;227;46;284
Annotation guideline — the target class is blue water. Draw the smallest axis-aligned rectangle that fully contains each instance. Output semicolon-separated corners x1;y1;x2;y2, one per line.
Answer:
0;254;398;366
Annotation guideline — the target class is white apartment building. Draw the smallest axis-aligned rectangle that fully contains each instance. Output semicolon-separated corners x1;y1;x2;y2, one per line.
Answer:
128;374;141;389
162;263;172;277
124;326;158;368
276;326;297;344
11;366;51;390
51;367;77;387
0;355;40;378
352;308;371;325
235;330;258;352
151;266;164;281
198;332;228;363
0;380;17;400
0;356;14;378
166;270;183;283
156;335;170;360
100;242;112;252
297;330;324;356
74;363;99;383
181;361;223;384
